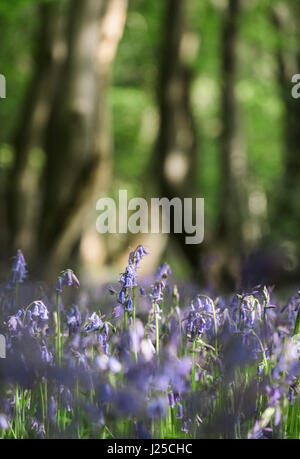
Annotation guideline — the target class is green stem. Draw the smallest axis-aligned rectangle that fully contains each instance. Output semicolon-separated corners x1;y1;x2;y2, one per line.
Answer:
178;315;182;357
124;307;128;331
293;308;300;336
251;329;268;374
154;304;160;355
15;282;19;310
198;295;218;356
191;338;197;390
56;291;62;366
132;287;137;361
132;287;136;329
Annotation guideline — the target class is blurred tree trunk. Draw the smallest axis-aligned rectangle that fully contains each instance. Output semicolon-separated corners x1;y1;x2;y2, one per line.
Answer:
5;0;127;274
36;0;127;273
271;6;300;239
215;0;248;289
154;0;200;275
6;1;67;252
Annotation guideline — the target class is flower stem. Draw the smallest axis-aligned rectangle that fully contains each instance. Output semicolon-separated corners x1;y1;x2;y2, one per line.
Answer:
198;295;218;356
132;287;136;330
56;291;62;366
154;304;160;355
132;287;137;361
293;308;300;336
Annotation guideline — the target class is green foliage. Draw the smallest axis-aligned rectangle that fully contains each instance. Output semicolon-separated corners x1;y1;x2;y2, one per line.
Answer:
0;0;299;272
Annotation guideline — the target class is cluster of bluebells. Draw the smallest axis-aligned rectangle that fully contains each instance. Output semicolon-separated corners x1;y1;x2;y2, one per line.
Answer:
149;263;172;321
118;246;148;318
0;249;300;439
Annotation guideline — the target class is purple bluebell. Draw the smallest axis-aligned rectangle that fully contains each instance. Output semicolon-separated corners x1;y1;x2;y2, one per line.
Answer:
8;249;27;286
56;269;80;293
132;245;149;268
84;312;103;332
168;392;175;408
66;306;81;334
49;396;57;423
177;402;183;419
0;414;9;430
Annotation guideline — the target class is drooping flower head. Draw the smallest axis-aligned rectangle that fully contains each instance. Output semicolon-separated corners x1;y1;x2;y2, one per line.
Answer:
156;263;172;280
118;246;149;313
149;262;171;308
66;306;81;334
56;269;80;293
129;245;149;268
8;249;27;287
84;312;103;333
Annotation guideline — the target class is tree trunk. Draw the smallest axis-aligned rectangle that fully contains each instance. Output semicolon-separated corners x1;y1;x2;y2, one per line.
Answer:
271;6;300;239
218;0;247;243
38;0;127;274
215;0;247;289
154;0;200;275
6;1;68;252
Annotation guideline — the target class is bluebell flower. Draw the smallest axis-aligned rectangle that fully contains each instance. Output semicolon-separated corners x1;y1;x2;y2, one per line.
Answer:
266;385;282;406
84;312;103;332
108;357;122;373
125;299;133;312
168;392;175;408
117;246;148;324
49;396;57;423
156;263;172;279
30;301;49;321
119;288;126;305
103;322;109;339
150;282;164;304
41;344;53;363
56;269;80;293
7;310;23;334
8;249;27;286
0;414;9;430
66;306;81;334
288;388;294;405
177;402;183;419
31;419;45;438
132;245;149;268
120;265;137;289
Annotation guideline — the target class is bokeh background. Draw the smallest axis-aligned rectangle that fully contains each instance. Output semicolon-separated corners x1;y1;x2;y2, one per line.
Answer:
0;0;299;292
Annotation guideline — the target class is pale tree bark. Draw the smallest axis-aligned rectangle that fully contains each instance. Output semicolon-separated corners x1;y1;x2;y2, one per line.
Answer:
79;0;128;270
38;0;128;273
